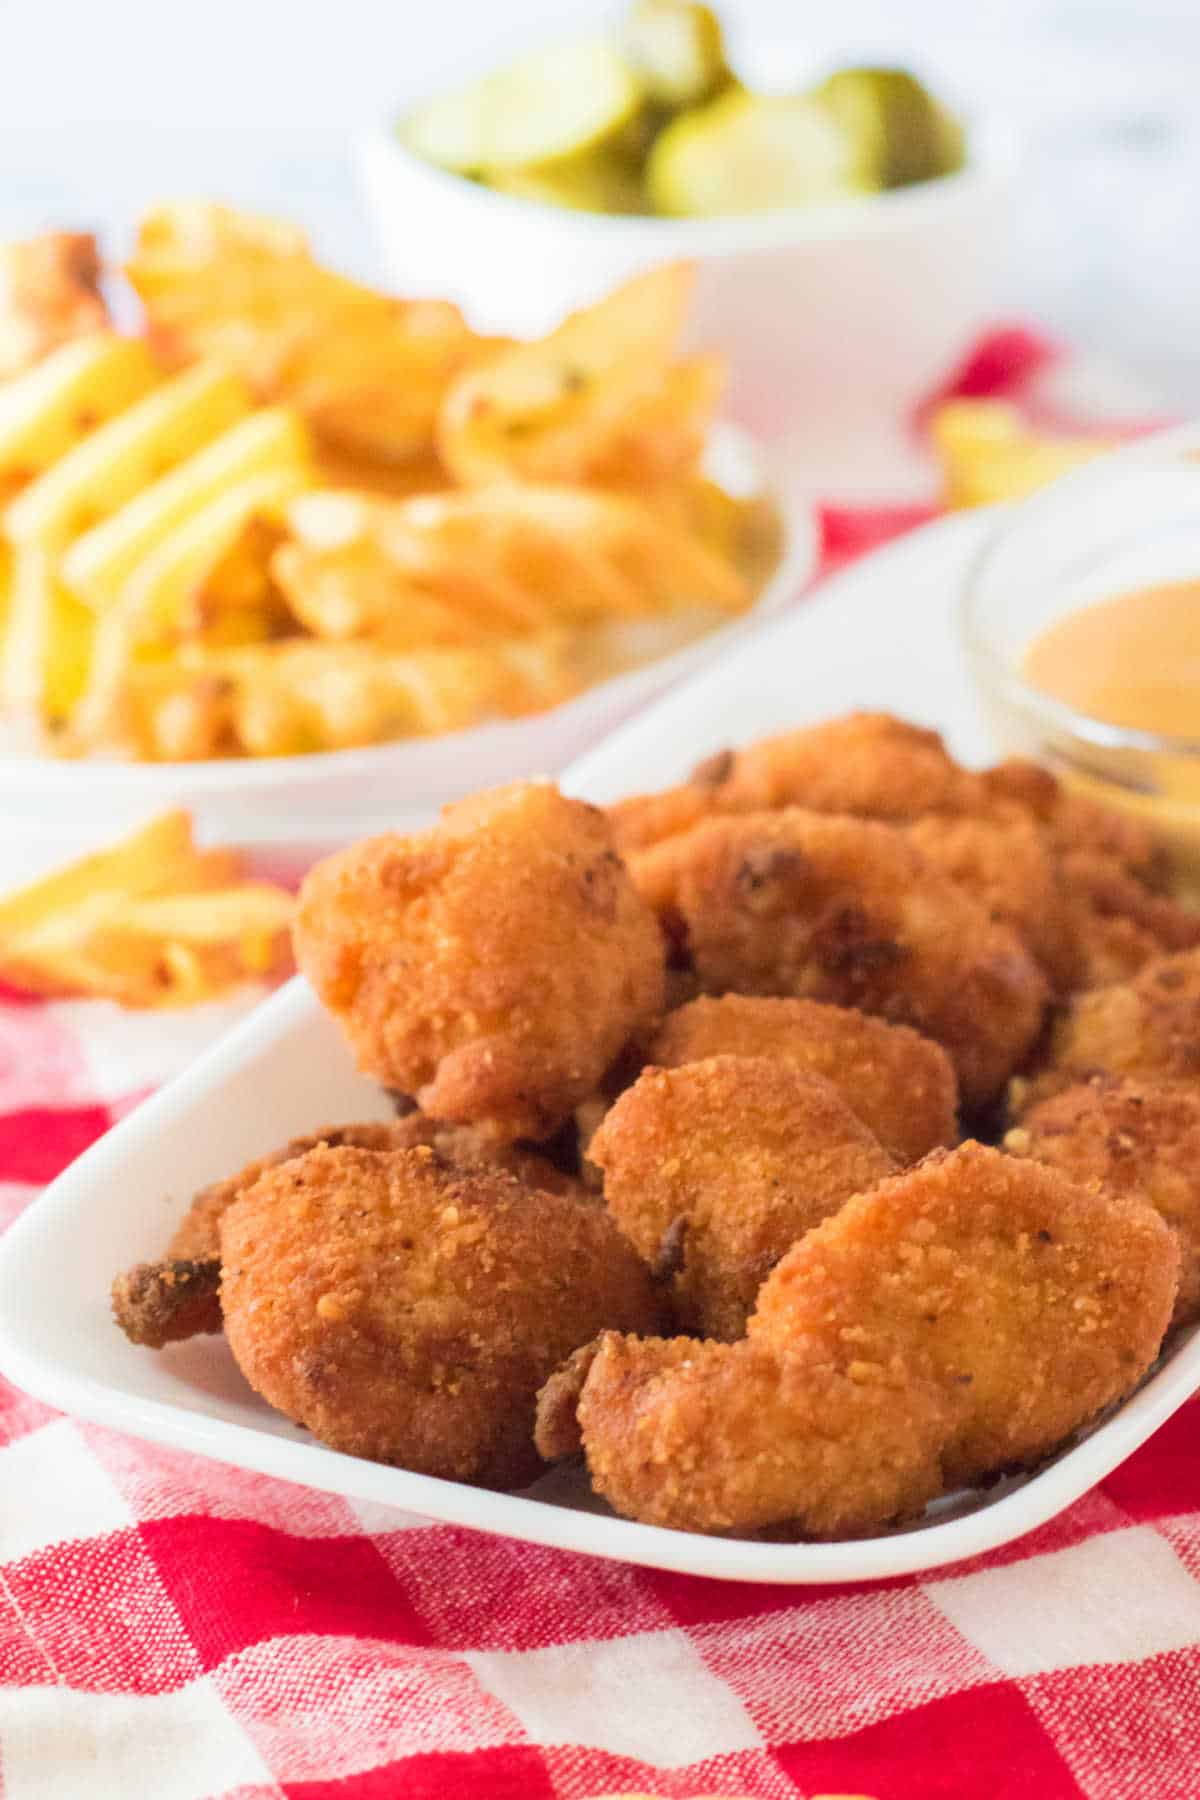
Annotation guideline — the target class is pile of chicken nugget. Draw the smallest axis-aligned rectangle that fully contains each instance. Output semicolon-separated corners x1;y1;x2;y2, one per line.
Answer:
113;712;1200;1540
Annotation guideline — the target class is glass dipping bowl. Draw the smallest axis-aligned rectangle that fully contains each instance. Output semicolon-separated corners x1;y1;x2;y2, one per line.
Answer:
962;421;1200;883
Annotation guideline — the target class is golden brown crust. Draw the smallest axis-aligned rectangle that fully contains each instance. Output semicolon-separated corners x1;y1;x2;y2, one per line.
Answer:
648;994;958;1166
1017;948;1200;1112
111;1258;222;1349
1008;1076;1200;1327
591;1056;895;1339
906;813;1084;996
980;760;1169;887
219;1144;665;1487
751;1141;1178;1485
1058;852;1200;989
294;782;665;1142
570;1332;950;1537
629;809;1047;1111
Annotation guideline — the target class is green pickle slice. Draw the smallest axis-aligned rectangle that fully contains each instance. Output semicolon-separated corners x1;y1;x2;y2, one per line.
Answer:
621;0;732;109
814;67;965;188
646;89;871;217
485;152;649;216
401;37;644;174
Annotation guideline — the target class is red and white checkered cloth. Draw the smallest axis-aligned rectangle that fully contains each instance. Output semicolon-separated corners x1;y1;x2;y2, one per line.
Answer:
3;330;1198;1800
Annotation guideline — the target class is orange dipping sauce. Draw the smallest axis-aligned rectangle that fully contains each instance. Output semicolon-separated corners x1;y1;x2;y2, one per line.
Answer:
1024;578;1200;738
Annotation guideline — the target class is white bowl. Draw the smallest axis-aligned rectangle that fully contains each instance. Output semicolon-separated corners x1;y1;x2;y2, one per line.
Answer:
0;424;811;863
358;120;1014;490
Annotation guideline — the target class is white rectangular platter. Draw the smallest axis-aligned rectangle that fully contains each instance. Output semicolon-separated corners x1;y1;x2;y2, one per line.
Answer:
2;508;1197;1584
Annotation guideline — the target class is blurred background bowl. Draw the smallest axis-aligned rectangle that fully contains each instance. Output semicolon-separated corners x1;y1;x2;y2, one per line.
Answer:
359;117;1014;493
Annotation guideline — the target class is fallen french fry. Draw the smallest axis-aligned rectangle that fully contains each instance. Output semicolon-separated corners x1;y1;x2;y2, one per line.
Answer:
931;399;1112;508
0;810;294;1007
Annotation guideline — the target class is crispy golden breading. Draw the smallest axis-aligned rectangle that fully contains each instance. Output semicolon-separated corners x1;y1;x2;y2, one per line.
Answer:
0;231;109;378
219;1144;664;1487
591;1057;896;1338
294;782;665;1141
629;809;1047;1111
607;712;984;854
906;814;1083;996
543;1333;950;1537
169;1115;583;1262
751;1141;1178;1485
1007;1076;1200;1329
1016;949;1200;1114
1057;852;1200;989
980;759;1169;887
647;994;957;1165
111;1258;222;1349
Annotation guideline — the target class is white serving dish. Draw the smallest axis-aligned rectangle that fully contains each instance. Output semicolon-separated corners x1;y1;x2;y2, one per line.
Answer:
0;425;812;862
3;508;1196;1585
359;118;1013;491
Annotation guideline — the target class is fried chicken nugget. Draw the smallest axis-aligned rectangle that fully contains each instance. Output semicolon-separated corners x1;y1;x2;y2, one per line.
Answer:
751;1141;1178;1485
607;712;984;855
113;1117;585;1351
629;810;1047;1111
906;814;1083;996
590;1057;896;1338
648;994;957;1165
220;1143;664;1487
1007;1076;1200;1329
294;782;665;1142
1015;948;1200;1114
979;759;1169;888
1056;851;1200;989
537;1333;951;1537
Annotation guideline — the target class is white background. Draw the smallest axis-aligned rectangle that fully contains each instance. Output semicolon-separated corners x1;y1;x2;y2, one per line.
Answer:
3;0;1200;400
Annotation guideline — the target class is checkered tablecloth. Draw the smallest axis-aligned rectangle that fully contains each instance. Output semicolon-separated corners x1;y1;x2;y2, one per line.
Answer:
3;330;1198;1800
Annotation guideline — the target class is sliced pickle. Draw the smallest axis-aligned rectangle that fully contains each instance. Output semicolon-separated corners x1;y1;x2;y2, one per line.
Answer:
814;67;965;189
485;151;649;216
621;0;732;110
646;89;870;217
401;37;643;174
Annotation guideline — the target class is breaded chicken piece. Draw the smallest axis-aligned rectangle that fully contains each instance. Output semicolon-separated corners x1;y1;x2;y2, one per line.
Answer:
647;994;957;1165
1007;1076;1200;1329
1015;949;1200;1114
607;712;984;854
630;809;1047;1111
979;759;1169;888
752;1141;1177;1485
294;782;665;1142
906;814;1083;996
537;1333;951;1537
1057;852;1200;989
113;1116;585;1350
0;231;108;378
590;1057;896;1338
220;1144;665;1487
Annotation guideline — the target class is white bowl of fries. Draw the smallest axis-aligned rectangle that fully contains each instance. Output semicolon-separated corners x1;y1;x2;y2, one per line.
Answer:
0;209;812;855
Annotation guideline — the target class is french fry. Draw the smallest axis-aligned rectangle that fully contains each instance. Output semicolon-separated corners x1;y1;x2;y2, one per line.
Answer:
0;810;294;1006
61;405;312;609
4;360;253;547
437;262;696;486
931;400;1113;508
0;543;93;723
126;202;486;467
0;232;109;379
0;334;161;501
